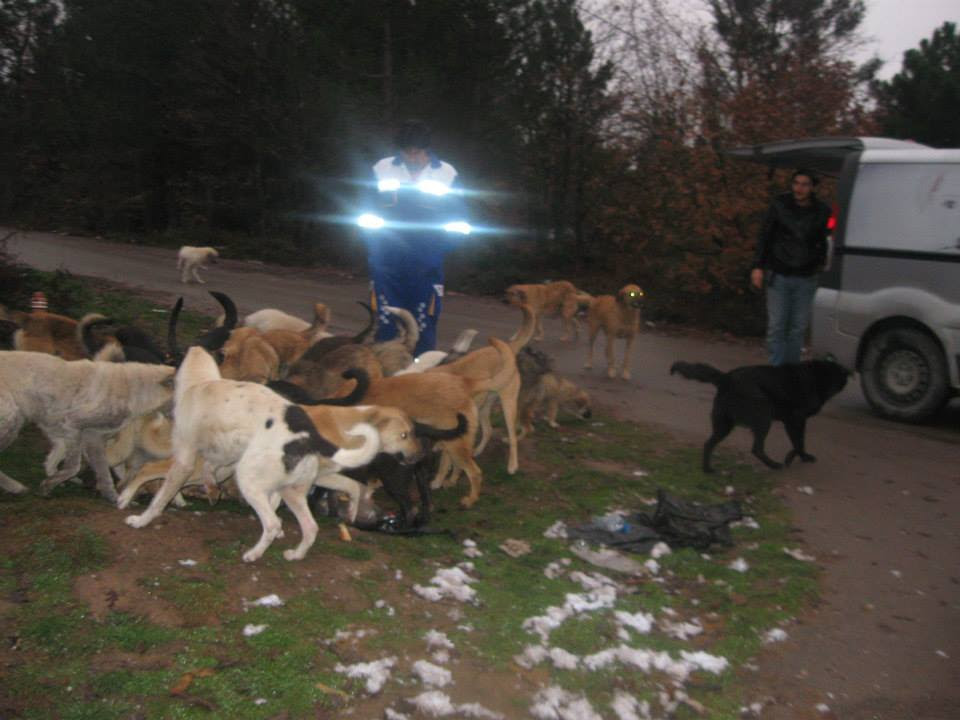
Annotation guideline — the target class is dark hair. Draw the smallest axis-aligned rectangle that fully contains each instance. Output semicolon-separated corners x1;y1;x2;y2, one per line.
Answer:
792;168;819;186
394;119;432;150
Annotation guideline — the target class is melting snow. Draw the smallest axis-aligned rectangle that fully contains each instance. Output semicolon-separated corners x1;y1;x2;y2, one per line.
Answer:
412;660;452;687
334;656;397;694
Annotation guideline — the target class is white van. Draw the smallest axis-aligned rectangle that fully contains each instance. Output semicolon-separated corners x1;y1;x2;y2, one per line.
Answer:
729;137;960;422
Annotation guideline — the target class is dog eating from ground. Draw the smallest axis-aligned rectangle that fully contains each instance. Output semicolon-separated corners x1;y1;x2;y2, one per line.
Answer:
670;360;849;473
0;351;175;499
515;347;592;438
503;280;591;342
123;346;381;562
583;283;644;379
177;245;219;284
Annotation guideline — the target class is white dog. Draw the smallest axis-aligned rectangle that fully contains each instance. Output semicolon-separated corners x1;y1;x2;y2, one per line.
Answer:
124;346;380;562
0;351;174;500
177;245;219;284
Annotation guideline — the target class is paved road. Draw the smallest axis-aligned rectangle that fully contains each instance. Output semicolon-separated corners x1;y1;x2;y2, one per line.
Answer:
4;227;959;719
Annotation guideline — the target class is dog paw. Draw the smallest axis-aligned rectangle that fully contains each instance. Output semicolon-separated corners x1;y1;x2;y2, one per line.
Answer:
800;452;816;463
242;548;263;563
459;495;477;509
283;549;305;561
606;368;616;379
125;514;149;529
620;370;631;380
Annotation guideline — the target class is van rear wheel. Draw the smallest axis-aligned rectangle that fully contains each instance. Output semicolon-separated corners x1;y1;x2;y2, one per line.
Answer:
861;327;949;422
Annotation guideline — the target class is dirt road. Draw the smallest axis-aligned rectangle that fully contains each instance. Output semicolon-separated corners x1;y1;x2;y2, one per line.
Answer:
4;228;959;719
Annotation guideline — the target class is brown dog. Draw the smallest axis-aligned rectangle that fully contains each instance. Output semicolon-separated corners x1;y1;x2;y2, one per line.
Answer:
503;281;591;342
0;308;93;360
218;327;281;384
583;283;644;380
360;337;515;509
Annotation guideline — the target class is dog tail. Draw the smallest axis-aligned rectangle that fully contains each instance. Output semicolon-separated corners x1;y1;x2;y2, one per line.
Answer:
414;412;469;441
508;303;536;353
468;337;517;394
353;301;377;344
167;298;184;365
331;422;380;468
78;313;111;357
210;291;237;330
669;361;727;387
383;305;420;352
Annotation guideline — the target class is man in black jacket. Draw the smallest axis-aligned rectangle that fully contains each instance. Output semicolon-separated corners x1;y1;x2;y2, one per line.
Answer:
750;169;831;365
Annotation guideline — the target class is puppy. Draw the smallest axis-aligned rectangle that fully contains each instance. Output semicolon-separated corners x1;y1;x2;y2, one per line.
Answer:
0;351;174;499
516;348;591;437
583;283;645;379
670;360;849;473
503;280;591;341
177;246;219;284
123;346;380;562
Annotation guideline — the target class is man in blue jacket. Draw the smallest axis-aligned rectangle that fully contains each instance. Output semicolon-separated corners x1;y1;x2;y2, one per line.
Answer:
750;168;831;366
359;120;470;356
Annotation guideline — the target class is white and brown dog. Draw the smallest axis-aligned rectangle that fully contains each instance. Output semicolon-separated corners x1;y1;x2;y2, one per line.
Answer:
177;245;219;284
123;346;380;562
583;283;645;380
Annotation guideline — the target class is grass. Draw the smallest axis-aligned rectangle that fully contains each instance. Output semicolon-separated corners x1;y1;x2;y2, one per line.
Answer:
0;284;820;720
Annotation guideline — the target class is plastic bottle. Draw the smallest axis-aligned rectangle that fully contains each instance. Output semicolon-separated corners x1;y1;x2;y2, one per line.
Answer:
592;512;625;532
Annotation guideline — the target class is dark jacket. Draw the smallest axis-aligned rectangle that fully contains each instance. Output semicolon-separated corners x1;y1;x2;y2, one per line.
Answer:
754;192;831;277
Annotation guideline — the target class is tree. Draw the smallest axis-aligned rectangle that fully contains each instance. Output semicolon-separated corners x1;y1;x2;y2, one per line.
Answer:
872;22;960;148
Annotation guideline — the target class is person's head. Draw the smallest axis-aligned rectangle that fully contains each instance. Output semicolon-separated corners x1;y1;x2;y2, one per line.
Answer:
791;168;818;204
394;119;432;173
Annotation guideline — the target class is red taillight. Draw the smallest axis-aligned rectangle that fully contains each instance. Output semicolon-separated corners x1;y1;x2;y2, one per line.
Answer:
827;215;837;231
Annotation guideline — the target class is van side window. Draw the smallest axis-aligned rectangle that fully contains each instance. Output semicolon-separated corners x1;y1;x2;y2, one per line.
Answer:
847;163;960;253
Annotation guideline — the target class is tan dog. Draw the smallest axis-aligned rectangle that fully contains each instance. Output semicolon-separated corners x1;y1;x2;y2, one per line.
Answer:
519;373;592;437
123;346;380;563
218;327;282;383
1;309;100;360
242;303;332;336
584;283;645;379
358;337;515;509
435;304;534;477
177;245;219;284
503;280;591;342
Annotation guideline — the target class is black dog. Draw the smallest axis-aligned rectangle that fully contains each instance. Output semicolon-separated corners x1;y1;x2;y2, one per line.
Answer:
670;360;848;473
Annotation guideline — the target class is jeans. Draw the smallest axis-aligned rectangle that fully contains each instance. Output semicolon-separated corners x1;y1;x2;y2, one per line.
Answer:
369;273;442;356
765;273;817;366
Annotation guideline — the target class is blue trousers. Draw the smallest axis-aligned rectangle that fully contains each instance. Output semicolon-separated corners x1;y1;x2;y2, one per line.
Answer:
765;273;817;366
370;273;442;356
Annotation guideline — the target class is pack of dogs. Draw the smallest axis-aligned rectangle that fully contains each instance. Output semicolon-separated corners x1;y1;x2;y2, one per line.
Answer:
0;255;850;562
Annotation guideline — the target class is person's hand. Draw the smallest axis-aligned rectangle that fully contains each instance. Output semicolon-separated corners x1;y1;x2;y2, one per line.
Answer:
750;268;764;290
